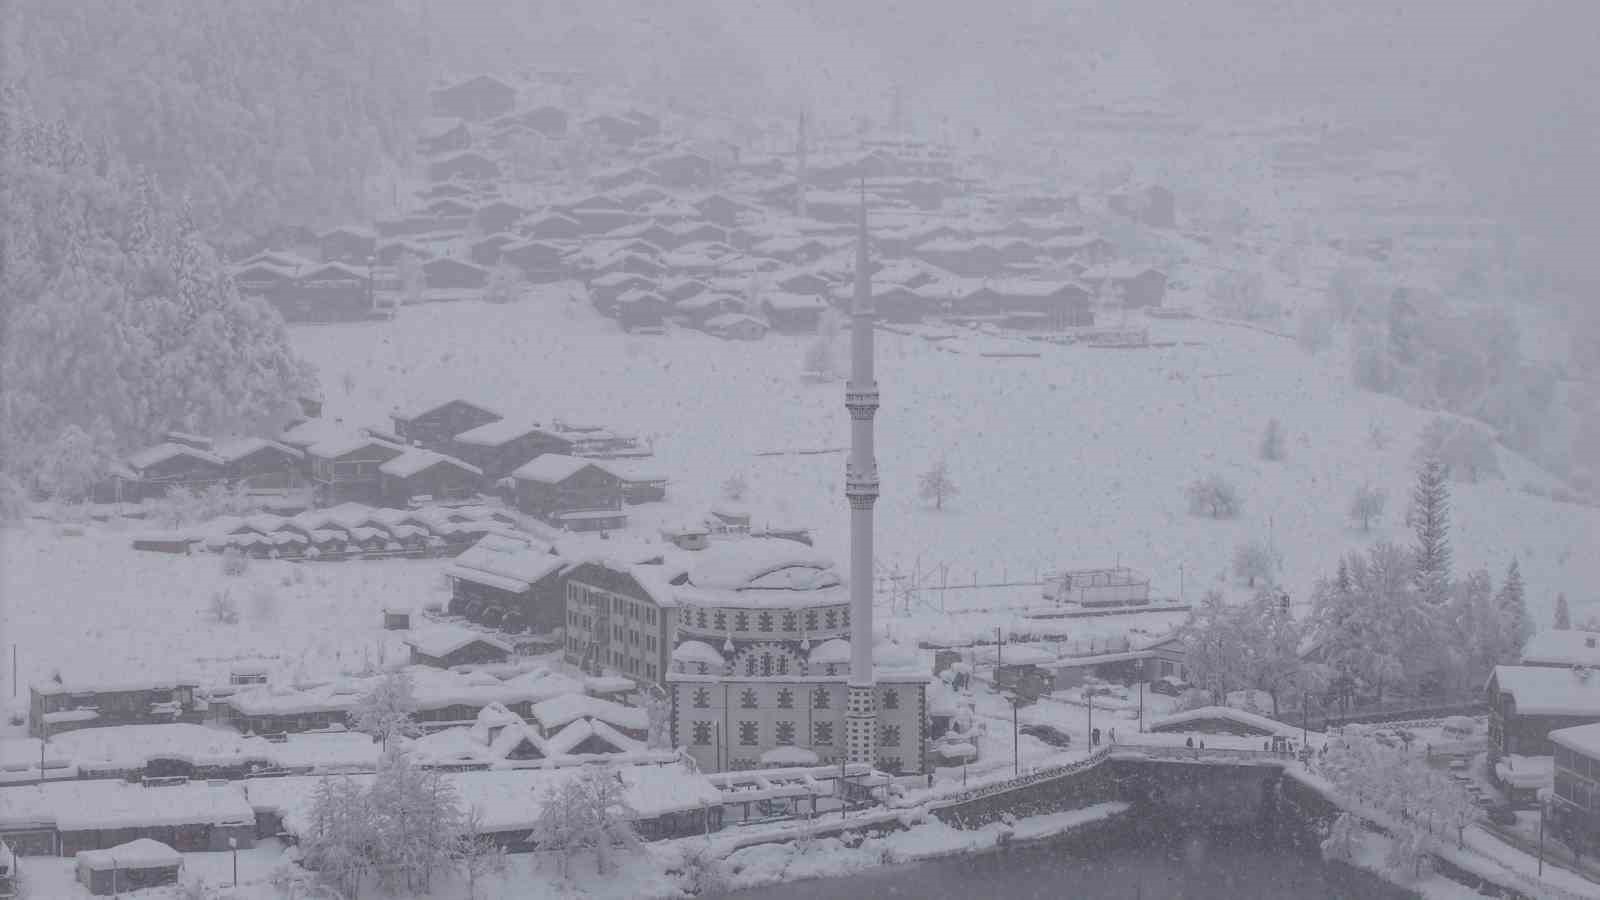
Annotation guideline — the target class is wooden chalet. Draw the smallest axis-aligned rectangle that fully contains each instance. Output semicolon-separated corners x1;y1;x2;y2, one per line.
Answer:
585;114;649;146
615;290;670;332
451;420;574;481
422;257;491;292
430;75;516;122
660;276;710;303
615;186;670;211
475;201;529;235
494;104;567;138
692;194;753;228
278;262;372;322
644;152;713;188
1487;665;1600;760
497;240;568;282
761;292;827;332
317;226;377;265
29;679;202;738
566;205;636;236
971;280;1095;329
587;273;656;316
703;312;768;341
379;449;484;508
405;626;513;668
1081;264;1169;308
521;213;585;242
377;240;431;267
445;535;568;634
914;238;1008;278
470;233;519;267
306;434;407;506
418;116;472;155
393;399;503;450
1107;185;1176;228
213;438;305;490
427;151;501;184
589;165;652;192
675;293;745;327
119;442;228;500
510;455;625;531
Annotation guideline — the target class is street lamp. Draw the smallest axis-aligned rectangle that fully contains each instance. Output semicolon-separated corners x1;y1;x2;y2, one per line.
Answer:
1007;695;1021;776
229;836;238;886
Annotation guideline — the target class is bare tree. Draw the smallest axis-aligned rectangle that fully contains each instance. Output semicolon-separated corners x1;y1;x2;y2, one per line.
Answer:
721;473;748;502
1187;474;1242;519
918;459;958;510
1349;484;1387;531
1232;539;1281;587
207;589;240;624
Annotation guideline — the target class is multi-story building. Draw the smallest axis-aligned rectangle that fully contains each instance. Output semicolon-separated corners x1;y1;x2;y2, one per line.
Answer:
1551;721;1600;852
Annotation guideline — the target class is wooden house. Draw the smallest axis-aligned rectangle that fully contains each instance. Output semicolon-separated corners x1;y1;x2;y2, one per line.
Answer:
306;434;406;506
584;114;648;146
280;262;372;322
972;280;1095;329
692;194;752;228
615;290;670;333
593;251;662;281
644;152;714;188
761;292;827;332
417;116;472;155
1107;185;1176;228
1487;665;1600;760
590;165;653;192
123;443;228;499
566;205;636;236
616;186;670;211
587;273;655;316
445;535;569;634
496;104;567;137
703;313;768;341
498;240;568;282
430;75;516;122
418;181;477;202
422;257;491;292
405;625;513;668
317;227;377;265
914;238;1007;278
1081;264;1169;308
379;449;484;507
510;455;624;530
29;680;202;738
521;213;585;242
469;233;519;267
377;240;432;267
214;438;305;490
475;201;529;235
625;110;661;138
232;261;296;308
76;840;184;895
393;399;503;450
660;277;710;303
451;420;574;480
675;293;745;327
427;151;501;184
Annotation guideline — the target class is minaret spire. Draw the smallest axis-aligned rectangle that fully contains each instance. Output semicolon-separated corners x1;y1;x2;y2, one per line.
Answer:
844;176;879;768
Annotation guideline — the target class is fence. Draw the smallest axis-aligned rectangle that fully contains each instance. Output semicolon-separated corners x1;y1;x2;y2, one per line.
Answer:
927;746;1114;810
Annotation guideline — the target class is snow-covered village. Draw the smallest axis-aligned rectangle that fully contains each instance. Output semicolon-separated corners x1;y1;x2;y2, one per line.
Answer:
2;3;1599;898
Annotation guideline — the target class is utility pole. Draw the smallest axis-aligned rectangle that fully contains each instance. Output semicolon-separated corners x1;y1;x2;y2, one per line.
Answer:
1138;681;1145;733
1009;696;1020;775
996;626;1002;668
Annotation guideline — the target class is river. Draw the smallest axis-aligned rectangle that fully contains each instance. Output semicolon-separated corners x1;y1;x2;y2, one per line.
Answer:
716;821;1415;900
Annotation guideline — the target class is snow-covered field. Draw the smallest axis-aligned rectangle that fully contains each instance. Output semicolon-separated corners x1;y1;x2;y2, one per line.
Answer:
294;294;1599;631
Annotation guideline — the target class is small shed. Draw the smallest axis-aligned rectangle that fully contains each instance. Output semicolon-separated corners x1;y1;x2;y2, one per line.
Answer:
76;839;182;896
405;626;512;668
384;608;412;631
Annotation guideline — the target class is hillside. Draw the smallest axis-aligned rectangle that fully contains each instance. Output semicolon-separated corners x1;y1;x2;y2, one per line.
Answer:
290;294;1600;630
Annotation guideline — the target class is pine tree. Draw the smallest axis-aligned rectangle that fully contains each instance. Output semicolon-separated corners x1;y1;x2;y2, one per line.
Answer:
1334;557;1353;598
1408;454;1453;604
1495;558;1530;660
1556;592;1572;630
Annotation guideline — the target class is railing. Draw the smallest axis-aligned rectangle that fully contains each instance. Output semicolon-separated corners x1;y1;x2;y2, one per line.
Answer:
928;746;1115;809
1108;743;1294;765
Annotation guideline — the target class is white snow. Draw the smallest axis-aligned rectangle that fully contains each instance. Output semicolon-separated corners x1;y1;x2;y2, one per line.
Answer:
511;453;615;484
378;448;483;479
1491;665;1600;717
404;624;512;659
2;779;254;831
530;693;648;733
75;838;183;871
1148;705;1304;738
1520;629;1600;668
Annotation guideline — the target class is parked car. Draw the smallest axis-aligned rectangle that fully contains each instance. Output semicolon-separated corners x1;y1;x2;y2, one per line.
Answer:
1020;724;1073;749
1486;804;1518;827
1151;676;1192;697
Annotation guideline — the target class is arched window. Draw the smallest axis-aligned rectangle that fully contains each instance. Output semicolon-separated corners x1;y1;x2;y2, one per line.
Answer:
761;653;773;677
733;610;749;632
782;611;798;632
757;611;774;632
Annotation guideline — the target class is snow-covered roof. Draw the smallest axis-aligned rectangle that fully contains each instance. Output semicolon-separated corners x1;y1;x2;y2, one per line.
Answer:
278;417;356;449
1;780;253;832
405;625;512;660
763;292;827;312
49;724;264;771
446;535;564;591
543;718;644;756
378;448;483;479
1551;722;1600;759
531;693;648;733
306;433;405;461
672;640;726;669
808;639;851;666
512;453;616;484
127;442;225;470
212;437;303;463
452;419;552;447
1521;630;1600;668
76;838;184;871
393;397;503;424
760;746;820;766
705;313;766;330
1149;706;1301;738
1491;665;1600;716
683;539;838;592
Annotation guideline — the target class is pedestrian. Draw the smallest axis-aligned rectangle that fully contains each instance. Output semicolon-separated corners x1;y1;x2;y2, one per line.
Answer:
1264;740;1270;751
1199;739;1206;750
1186;737;1194;749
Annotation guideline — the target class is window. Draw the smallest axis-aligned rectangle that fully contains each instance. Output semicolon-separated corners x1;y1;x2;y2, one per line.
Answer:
646;663;656;680
824;609;838;629
814;721;834;745
782;612;798;632
740;688;758;709
757;612;774;632
813;687;831;709
761;654;773;677
777;688;794;709
693;688;711;708
713;611;726;631
645;635;656;651
696;610;708;629
805;610;819;631
733;611;749;632
881;689;899;710
775;720;796;745
692;722;713;745
738;721;758;746
775;655;789;676
841;608;850;627
880;725;901;746
745;655;758;677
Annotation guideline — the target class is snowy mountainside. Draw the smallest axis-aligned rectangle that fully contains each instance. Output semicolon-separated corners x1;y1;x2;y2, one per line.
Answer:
291;293;1600;629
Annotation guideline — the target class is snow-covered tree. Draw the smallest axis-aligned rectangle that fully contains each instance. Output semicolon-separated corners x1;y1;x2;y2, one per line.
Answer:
1495;558;1531;659
366;748;464;894
453;807;509;900
299;775;373;899
1556;592;1573;630
721;474;749;502
530;767;640;877
1408;455;1453;605
1232;539;1281;587
484;264;521;304
1320;811;1362;863
1259;418;1287;462
1186;474;1241;519
1348;484;1387;532
207;589;240;624
350;671;421;749
918;459;958;510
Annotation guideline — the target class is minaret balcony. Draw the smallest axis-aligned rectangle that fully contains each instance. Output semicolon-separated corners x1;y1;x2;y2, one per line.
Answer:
844;383;880;418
